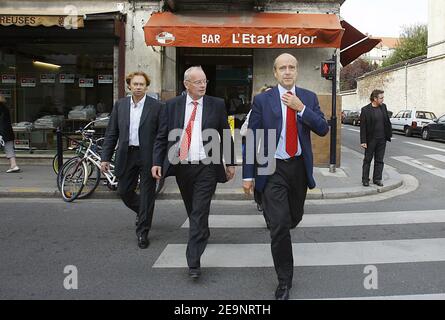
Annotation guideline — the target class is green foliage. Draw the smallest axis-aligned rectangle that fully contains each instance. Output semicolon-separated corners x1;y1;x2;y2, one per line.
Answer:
381;24;428;67
340;58;377;91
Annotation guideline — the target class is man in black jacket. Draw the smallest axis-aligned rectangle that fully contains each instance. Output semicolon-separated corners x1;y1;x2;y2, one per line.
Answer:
101;72;163;249
152;66;235;279
360;89;392;187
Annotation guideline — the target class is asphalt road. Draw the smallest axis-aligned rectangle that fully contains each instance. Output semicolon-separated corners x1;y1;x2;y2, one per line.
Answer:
0;127;444;300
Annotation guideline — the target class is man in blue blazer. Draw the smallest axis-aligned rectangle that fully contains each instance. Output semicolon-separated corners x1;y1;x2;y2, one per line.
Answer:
243;53;329;300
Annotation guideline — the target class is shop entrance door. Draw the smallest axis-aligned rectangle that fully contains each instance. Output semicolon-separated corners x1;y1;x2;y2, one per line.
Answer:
177;48;253;128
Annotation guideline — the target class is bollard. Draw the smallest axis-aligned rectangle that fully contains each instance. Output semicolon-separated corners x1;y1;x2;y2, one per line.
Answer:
56;127;63;171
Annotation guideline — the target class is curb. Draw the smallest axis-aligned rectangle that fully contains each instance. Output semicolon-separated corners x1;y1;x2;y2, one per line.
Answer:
0;176;404;201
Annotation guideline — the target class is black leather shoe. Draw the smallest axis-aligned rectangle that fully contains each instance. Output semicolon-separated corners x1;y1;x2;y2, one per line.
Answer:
188;267;201;279
275;284;291;300
137;233;149;249
362;181;370;187
373;180;384;187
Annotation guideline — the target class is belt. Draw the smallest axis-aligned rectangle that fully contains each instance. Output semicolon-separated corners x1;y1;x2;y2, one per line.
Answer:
128;145;140;151
278;155;302;163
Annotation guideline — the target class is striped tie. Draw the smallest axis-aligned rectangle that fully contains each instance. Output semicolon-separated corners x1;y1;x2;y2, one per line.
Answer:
179;101;198;161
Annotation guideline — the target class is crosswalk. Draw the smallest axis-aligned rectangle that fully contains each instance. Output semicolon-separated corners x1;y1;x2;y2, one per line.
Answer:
152;208;445;299
392;153;445;179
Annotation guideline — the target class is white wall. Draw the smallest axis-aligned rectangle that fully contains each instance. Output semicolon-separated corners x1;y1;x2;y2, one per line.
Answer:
123;1;162;96
428;0;445;58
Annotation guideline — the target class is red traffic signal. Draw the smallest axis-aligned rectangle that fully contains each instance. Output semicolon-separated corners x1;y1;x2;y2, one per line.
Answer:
321;61;335;80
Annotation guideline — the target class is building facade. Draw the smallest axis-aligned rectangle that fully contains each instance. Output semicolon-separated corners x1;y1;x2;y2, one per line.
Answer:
1;0;346;166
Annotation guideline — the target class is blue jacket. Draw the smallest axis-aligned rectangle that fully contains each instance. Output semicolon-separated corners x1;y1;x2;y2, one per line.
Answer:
242;86;329;191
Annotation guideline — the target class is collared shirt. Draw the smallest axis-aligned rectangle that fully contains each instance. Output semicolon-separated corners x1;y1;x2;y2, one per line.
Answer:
128;94;146;146
181;95;206;161
275;84;305;159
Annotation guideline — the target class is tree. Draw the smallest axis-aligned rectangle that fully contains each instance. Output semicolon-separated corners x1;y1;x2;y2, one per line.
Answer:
340;58;376;91
381;24;427;67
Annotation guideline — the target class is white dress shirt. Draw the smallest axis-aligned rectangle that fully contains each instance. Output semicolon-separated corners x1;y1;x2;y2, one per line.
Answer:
275;85;305;159
181;95;206;161
129;94;146;146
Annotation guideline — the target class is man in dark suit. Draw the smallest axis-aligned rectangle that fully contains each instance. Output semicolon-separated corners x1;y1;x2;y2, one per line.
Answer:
242;53;329;300
101;71;163;249
152;66;235;279
360;89;392;187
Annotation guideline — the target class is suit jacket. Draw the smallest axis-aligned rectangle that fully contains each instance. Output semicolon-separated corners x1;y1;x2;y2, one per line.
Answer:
153;95;235;183
242;86;329;192
360;103;392;144
101;95;163;177
0;103;14;142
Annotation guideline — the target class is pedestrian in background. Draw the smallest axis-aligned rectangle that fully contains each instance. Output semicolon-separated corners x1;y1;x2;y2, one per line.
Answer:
0;94;20;173
360;89;392;187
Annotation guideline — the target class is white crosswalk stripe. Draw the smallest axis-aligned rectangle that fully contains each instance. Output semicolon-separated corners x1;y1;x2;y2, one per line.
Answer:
425;154;445;163
155;209;445;268
153;208;445;298
154;238;445;268
181;210;445;228
391;155;445;178
404;142;445;153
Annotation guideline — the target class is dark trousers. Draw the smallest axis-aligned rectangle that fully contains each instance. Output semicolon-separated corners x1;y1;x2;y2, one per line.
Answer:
262;156;308;287
175;163;217;268
117;148;156;237
362;138;387;183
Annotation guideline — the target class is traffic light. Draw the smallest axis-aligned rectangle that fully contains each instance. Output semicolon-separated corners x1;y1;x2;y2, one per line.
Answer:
321;60;336;80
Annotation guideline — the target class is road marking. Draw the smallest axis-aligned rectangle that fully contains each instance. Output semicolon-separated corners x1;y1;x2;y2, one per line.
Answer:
307;294;445;300
346;128;360;133
425;154;445;164
392;156;445;178
180;210;445;228
153;238;445;268
404;142;445;153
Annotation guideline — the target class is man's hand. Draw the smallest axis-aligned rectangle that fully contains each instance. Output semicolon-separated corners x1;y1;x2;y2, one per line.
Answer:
282;93;304;112
226;166;235;181
100;161;110;173
243;180;254;195
361;143;368;149
152;166;162;180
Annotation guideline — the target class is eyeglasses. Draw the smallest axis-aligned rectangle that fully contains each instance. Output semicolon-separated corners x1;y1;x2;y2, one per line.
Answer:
186;79;209;85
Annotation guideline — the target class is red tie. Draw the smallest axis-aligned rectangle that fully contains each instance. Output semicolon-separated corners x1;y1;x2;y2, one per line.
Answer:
285;91;298;157
179;101;198;161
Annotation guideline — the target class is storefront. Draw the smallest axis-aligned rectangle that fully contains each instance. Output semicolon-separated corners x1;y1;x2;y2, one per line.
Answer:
144;9;345;166
0;11;125;151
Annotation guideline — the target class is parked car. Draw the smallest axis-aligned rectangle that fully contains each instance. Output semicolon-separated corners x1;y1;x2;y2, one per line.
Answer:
390;109;437;137
341;110;352;123
343;111;361;126
421;114;445;141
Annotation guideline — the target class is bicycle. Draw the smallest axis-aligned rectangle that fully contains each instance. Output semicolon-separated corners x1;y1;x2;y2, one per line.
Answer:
59;128;118;202
52;118;108;175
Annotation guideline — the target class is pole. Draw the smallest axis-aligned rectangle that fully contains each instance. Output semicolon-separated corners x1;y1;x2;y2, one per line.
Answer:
56;127;63;172
329;53;337;173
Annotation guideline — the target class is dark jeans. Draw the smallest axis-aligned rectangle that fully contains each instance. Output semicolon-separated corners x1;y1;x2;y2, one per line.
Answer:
362;138;387;183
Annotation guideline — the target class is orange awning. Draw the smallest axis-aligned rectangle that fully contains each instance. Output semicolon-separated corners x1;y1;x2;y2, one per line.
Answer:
340;20;381;66
144;12;344;49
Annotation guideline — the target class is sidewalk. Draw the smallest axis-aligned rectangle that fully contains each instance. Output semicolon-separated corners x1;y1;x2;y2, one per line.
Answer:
0;146;404;200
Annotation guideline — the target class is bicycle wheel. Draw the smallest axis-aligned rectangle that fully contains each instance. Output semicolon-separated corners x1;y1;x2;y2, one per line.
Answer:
60;159;87;202
57;156;82;191
77;160;101;199
52;154;62;175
